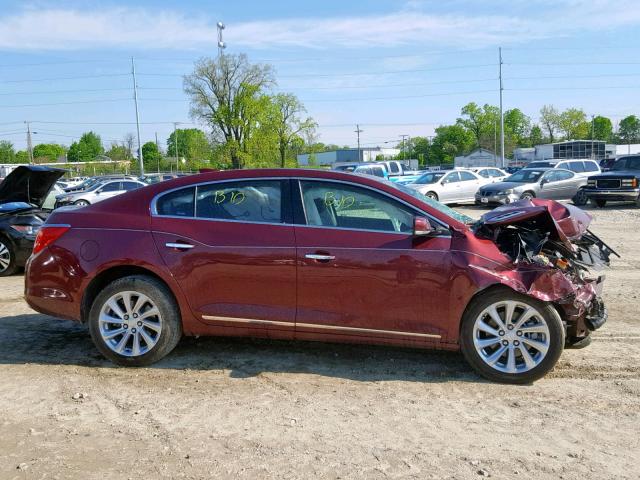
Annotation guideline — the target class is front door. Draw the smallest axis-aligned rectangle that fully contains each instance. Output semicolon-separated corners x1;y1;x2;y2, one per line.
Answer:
540;170;579;199
294;179;452;344
151;179;297;335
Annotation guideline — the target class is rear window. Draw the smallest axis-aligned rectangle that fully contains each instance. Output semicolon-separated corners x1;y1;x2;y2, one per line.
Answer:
156;187;195;217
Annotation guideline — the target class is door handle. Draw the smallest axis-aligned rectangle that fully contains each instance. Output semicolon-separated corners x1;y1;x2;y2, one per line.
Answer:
305;253;335;262
165;242;194;250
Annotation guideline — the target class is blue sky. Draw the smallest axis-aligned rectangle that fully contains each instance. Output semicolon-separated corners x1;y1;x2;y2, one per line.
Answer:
1;0;640;151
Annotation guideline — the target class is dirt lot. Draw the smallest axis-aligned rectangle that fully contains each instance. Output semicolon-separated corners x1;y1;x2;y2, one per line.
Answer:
1;203;639;480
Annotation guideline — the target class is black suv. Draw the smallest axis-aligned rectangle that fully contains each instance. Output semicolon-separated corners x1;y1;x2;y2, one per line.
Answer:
583;155;640;207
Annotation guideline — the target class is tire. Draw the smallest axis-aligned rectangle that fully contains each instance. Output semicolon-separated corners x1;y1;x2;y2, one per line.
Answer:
88;275;182;366
591;199;607;208
572;189;588;206
460;289;565;384
565;335;592;349
425;191;438;201
520;191;535;201
0;237;19;277
74;199;90;206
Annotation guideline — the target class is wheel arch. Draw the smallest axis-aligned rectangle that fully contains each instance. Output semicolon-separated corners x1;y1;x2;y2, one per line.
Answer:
81;265;181;324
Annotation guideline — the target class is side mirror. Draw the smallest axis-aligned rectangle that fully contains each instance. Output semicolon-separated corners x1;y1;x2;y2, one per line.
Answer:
540;178;548;186
414;216;434;236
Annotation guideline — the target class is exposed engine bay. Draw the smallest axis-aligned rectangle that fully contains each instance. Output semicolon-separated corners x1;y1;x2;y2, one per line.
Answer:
473;199;618;338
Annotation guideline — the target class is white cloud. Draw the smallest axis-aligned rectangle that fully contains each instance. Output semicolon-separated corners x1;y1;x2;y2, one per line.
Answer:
0;3;639;51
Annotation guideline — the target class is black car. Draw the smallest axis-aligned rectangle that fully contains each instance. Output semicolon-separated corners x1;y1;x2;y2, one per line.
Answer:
0;166;64;276
583;155;640;207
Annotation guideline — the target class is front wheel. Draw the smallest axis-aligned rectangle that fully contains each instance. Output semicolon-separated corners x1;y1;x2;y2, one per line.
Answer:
88;275;182;366
460;289;565;384
74;199;90;206
0;238;18;276
425;191;438;201
520;191;535;201
573;189;588;206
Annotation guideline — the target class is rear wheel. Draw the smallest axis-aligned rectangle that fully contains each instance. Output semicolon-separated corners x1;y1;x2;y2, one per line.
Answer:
591;199;607;208
460;289;564;384
0;238;18;276
88;275;182;366
425;191;438;201
520;191;535;201
74;199;90;206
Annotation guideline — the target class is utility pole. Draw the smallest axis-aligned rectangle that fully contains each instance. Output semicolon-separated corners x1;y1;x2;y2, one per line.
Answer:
494;121;498;166
173;122;180;172
217;22;226;59
499;47;505;168
400;134;409;161
355;124;363;161
25;121;33;164
131;57;144;175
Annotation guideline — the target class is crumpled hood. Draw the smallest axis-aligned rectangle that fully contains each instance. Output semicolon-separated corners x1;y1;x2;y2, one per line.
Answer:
0;165;65;208
477;198;592;247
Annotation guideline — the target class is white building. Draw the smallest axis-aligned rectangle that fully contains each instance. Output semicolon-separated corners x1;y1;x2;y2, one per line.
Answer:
454;148;499;167
614;144;640;156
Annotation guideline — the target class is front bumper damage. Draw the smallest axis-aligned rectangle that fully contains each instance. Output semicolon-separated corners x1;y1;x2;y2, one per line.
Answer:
473;199;618;341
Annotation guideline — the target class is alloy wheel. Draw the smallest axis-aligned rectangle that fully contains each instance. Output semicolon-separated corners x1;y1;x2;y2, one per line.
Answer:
472;300;550;374
0;241;11;273
98;291;163;357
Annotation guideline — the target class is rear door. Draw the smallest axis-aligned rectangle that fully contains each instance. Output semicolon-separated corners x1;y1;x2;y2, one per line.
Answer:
151;179;297;336
439;172;461;202
458;171;481;201
94;181;125;202
540;170;578;199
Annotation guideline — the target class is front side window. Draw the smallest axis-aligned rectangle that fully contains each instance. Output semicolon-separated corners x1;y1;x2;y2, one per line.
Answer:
443;172;461;184
196;180;282;224
545;170;574;182
300;181;415;234
100;182;121;193
388;162;400;173
478;169;490;178
459;171;477;181
371;167;385;178
122;181;142;191
414;172;445;184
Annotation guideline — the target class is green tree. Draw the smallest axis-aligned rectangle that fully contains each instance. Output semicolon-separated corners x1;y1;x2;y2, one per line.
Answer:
589;116;613;142
539;105;560;143
67;131;104;162
166;128;212;169
529;125;544;146
105;143;129;161
184;54;275;168
456;102;500;150
618;115;640;144
270;93;317;168
0;141;17;163
142;142;163;171
430;124;475;164
15;151;29;163
557;108;589;140
32;143;66;163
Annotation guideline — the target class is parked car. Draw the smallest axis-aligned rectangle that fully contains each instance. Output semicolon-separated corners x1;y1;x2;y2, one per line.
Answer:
526;159;601;177
476;168;587;205
352;163;388;179
140;173;182;185
55;179;146;207
25;169;613;383
63;175;138;193
583;155;640;207
471;167;509;183
408;169;483;204
0;165;64;276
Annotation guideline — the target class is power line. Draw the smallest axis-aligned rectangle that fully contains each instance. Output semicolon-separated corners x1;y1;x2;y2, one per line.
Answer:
0;87;132;97
0;73;130;84
0;98;132;108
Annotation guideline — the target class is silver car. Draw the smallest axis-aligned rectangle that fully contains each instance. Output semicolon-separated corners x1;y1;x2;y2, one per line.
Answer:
55;179;146;208
408;169;483;204
476;168;587;205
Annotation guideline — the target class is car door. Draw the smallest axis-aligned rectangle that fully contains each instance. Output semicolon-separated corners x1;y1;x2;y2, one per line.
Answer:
439;171;461;203
151;179;296;337
458;171;482;201
540;170;577;199
293;179;452;343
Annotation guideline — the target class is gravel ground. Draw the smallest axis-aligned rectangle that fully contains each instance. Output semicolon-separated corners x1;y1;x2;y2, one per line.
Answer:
0;203;639;479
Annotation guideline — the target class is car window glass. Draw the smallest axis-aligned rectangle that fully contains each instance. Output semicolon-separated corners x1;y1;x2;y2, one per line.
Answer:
443;172;460;183
156;187;195;217
196;180;282;224
491;169;504;177
122;181;142;191
546;170;573;182
478;170;490;178
584;161;599;172
459;171;477;181
300;181;414;234
100;182;121;192
372;167;385;178
569;161;585;172
389;163;400;173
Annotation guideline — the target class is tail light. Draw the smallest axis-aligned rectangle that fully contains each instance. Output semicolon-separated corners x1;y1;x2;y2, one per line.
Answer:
32;225;70;255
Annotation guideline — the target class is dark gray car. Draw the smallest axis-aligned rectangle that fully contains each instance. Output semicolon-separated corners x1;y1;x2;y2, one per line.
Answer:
476;168;587;205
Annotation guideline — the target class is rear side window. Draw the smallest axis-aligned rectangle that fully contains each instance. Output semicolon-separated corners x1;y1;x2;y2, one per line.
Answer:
388;162;400;173
196;180;283;224
100;182;121;192
371;167;385;178
459;171;477;181
156;187;195;217
478;170;490;178
584;161;599;172
122;181;142;191
568;161;585;173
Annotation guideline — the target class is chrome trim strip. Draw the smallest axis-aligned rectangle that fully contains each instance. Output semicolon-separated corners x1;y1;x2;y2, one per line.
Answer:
201;315;442;339
42;223;71;228
165;242;194;249
305;254;335;260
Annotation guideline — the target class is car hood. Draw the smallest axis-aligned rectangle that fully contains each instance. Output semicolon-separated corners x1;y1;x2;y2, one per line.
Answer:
477;198;591;246
591;170;640;178
0;165;65;209
480;181;532;191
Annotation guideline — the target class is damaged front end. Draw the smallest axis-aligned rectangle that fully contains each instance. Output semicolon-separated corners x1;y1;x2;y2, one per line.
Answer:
474;199;618;343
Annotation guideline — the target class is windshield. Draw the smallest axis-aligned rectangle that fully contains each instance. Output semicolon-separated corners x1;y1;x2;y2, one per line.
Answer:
390;182;475;225
612;157;640;171
414;172;445;184
505;169;544;183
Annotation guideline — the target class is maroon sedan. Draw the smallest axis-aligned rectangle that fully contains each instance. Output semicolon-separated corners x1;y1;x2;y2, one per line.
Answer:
25;169;613;383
